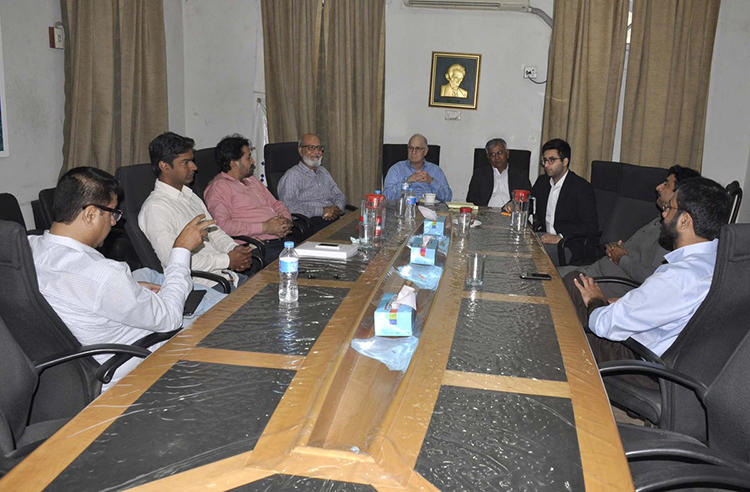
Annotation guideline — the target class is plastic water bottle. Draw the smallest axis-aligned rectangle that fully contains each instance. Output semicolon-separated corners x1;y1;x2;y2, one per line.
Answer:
405;192;417;222
278;241;299;303
398;182;410;218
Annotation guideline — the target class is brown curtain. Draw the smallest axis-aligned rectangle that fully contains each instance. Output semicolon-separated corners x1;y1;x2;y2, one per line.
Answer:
61;0;167;175
620;0;720;171
261;0;323;141
541;0;629;179
320;0;385;202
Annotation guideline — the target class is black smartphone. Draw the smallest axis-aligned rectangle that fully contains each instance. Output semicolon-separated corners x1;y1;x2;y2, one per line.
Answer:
183;289;207;316
520;272;552;281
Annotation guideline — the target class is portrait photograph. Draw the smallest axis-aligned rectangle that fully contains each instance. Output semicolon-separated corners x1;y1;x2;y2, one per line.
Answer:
428;52;481;110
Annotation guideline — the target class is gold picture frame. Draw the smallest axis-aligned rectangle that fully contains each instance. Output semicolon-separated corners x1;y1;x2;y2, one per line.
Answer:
428;51;481;110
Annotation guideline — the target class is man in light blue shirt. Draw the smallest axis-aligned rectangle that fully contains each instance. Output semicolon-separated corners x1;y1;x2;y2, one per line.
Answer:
383;134;452;202
573;177;730;361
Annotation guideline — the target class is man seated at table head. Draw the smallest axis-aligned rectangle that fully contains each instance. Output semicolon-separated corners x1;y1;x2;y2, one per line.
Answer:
204;134;293;264
277;133;347;235
139;132;255;290
559;165;701;296
531;138;598;265
466;137;532;208
29;167;215;389
571;177;730;365
383;133;453;202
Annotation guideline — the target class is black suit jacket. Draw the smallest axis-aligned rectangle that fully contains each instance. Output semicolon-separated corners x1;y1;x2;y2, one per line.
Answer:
466;163;532;206
531;170;599;258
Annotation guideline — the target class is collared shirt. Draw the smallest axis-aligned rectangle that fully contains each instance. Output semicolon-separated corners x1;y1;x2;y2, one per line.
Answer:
204;172;292;240
139;180;241;286
487;166;510;208
277;162;347;218
28;232;192;389
589;239;718;357
383;160;453;202
545;170;569;235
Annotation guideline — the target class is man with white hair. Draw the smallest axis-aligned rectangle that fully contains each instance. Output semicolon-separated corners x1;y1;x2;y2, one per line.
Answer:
383;133;452;202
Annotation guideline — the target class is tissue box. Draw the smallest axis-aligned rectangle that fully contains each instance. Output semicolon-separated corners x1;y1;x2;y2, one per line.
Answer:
409;235;438;265
423;216;446;236
374;293;414;337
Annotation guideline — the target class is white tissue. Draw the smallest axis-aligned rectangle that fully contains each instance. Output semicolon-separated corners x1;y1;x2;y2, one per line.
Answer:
418;205;438;221
390;285;417;310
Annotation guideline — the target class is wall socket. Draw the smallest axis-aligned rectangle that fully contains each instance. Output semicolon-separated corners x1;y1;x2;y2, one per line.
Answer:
523;65;537;79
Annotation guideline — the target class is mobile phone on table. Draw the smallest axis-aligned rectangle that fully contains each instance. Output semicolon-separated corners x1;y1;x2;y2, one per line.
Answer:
183;289;207;316
519;272;552;281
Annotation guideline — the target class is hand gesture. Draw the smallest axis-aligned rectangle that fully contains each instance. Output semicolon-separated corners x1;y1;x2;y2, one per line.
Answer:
573;273;607;307
228;244;254;272
174;214;215;251
323;205;341;221
605;240;628;264
263;215;293;237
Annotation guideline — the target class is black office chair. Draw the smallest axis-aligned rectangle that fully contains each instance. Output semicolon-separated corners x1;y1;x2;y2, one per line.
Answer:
36;188;56;231
382;143;441;181
726;180;742;225
0;220;174;424
0;193;40;234
602;224;750;442
601;324;750;491
0;315;152;475
191;146;220;200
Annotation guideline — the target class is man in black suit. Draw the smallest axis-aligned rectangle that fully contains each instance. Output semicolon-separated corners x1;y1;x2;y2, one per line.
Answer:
531;138;598;265
466;138;531;207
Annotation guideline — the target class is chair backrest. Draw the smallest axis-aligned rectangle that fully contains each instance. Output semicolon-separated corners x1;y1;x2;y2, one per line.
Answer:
590;161;667;244
704;326;750;461
472;148;531;177
383;144;441;179
264;141;301;199
0;220;100;422
0;315;38;458
192;147;220;200
114;164;163;272
660;223;750;441
37;188;56;231
0;193;26;229
725;180;743;224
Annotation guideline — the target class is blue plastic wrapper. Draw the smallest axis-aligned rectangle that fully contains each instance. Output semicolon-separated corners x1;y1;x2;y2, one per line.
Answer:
350;335;420;372
396;263;444;290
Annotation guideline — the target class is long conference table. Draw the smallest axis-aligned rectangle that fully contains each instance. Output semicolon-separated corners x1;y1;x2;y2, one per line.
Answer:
2;205;632;491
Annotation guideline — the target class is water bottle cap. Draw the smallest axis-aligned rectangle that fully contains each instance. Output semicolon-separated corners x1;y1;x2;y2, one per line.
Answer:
374;189;381;194
460;207;473;213
284;241;294;248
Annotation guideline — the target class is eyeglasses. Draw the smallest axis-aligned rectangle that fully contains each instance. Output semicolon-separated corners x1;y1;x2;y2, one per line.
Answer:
300;145;325;152
542;156;562;164
83;204;123;223
488;150;507;158
407;146;427;152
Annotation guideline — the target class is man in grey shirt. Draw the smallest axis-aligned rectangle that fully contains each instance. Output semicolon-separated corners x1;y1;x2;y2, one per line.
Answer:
559;165;699;296
277;133;347;235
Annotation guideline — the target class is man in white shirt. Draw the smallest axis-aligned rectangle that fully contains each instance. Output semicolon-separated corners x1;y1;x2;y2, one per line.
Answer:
531;138;598;265
139;132;255;289
572;177;730;365
29;167;215;389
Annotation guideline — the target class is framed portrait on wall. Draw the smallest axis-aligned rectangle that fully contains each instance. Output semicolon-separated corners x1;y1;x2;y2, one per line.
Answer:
0;18;8;156
428;52;481;110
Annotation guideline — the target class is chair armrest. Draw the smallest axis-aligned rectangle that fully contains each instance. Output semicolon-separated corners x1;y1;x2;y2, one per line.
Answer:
34;344;151;373
95;328;182;384
344;204;357;211
291;213;311;238
634;463;750;491
594;276;642;289
231;235;267;261
625;437;745;468
556;232;602;266
190;270;231;293
621;337;663;363
599;360;709;405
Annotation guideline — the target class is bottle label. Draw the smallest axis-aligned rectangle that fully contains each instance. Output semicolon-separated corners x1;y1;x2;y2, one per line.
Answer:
279;257;298;273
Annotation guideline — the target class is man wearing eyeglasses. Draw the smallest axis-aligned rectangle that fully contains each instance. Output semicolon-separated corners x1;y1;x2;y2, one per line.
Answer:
28;167;216;389
466;138;532;207
531;138;598;265
277;133;347;235
383;134;452;202
204;134;294;264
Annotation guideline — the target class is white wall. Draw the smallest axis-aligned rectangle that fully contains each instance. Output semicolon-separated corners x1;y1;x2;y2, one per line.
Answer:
0;1;64;227
701;0;750;223
180;0;263;150
384;0;553;201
